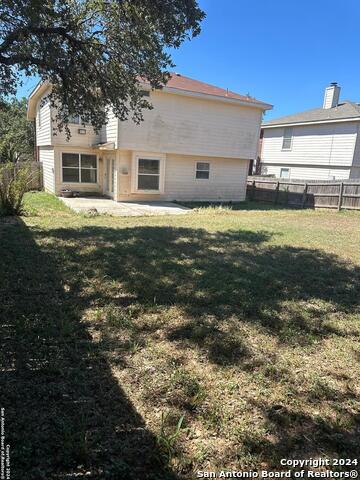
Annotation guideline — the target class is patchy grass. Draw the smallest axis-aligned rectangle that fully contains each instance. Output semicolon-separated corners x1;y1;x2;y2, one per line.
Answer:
0;192;359;479
23;190;72;216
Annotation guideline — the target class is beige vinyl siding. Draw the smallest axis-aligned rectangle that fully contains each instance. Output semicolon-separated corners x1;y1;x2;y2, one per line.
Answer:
262;164;351;181
117;91;262;159
39;147;55;192
327;168;351;180
117;150;248;201
53;146;103;195
261;122;358;168
100;108;118;146
32;85;265;199
36;94;52;146
52;122;101;148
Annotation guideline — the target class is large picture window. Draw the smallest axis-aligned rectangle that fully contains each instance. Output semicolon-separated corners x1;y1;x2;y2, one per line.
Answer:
62;153;97;183
137;158;160;191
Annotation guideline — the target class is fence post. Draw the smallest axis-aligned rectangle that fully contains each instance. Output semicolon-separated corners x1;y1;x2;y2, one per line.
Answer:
274;181;280;204
301;183;308;208
338;182;344;211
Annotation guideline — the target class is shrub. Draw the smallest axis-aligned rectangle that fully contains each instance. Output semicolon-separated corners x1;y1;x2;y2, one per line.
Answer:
0;162;31;216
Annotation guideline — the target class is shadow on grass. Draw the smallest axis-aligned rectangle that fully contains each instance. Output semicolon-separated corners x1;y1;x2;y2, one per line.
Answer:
241;399;359;468
1;220;359;476
38;225;359;352
0;219;178;480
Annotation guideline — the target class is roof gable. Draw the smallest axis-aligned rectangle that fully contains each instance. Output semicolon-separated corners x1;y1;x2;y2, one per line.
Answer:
263;101;360;128
27;82;51;120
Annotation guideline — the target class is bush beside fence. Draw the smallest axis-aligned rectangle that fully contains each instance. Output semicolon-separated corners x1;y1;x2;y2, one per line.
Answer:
23;161;43;191
247;177;360;211
0;162;43;216
0;162;42;191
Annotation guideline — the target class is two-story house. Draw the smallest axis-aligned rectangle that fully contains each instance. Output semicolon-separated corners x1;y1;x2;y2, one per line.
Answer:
27;73;271;202
260;83;360;181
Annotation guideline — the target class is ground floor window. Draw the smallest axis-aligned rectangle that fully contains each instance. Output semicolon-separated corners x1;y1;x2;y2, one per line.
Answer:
62;153;97;183
131;154;165;194
280;167;290;179
138;158;160;191
196;162;210;179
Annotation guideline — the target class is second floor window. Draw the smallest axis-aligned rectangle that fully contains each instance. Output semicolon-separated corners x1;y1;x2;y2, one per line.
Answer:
68;114;81;124
282;127;293;150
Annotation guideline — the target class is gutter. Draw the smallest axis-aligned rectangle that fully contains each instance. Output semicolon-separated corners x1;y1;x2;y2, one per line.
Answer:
262;117;360;128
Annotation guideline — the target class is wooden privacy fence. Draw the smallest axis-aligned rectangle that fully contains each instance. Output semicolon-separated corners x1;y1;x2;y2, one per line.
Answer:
25;161;43;191
1;161;43;191
247;178;360;211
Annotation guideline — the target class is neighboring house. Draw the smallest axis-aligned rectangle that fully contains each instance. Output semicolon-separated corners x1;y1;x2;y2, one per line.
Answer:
27;74;271;202
259;83;360;180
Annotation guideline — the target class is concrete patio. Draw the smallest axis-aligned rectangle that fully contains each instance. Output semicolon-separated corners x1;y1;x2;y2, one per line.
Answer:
60;196;190;216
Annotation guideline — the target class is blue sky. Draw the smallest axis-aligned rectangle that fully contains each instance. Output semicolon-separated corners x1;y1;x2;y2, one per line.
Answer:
17;0;360;119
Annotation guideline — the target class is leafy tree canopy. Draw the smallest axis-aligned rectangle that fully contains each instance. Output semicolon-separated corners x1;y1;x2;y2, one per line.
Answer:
0;98;34;163
0;0;205;133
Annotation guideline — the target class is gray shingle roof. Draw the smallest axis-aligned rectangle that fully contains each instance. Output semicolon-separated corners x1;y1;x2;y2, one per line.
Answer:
262;101;360;127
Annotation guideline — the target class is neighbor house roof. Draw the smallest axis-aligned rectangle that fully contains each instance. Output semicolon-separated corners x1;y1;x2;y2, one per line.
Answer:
262;101;360;128
27;73;272;120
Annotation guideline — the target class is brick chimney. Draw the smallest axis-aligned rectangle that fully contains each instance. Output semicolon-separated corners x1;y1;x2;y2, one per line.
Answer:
323;82;340;109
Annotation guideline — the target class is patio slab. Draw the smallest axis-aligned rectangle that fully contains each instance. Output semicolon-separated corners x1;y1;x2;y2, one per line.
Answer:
60;196;190;216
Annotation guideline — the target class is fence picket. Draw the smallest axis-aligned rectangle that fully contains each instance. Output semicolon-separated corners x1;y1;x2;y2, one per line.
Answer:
247;177;360;211
1;162;43;192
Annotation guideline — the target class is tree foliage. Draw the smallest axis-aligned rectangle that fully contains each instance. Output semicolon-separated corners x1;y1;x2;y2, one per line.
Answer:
0;0;205;133
0;98;34;163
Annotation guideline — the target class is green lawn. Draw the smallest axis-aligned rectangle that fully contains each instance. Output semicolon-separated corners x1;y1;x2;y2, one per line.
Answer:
1;191;359;479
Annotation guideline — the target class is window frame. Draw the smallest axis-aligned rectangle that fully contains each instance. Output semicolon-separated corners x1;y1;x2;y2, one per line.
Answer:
61;152;98;184
68;114;81;125
67;114;91;126
282;127;293;151
131;153;166;194
195;161;210;180
280;167;290;179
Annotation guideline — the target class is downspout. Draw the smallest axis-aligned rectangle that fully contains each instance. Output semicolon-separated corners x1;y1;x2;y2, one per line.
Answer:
256;128;264;175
